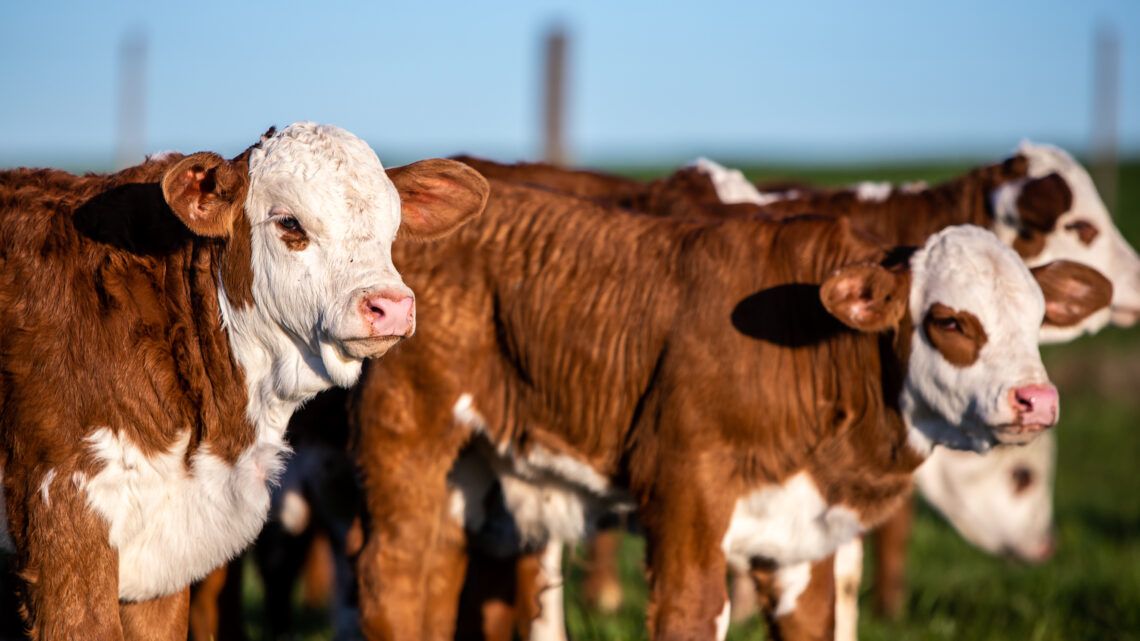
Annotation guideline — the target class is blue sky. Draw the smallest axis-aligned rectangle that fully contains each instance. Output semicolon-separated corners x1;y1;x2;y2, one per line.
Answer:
1;0;1138;168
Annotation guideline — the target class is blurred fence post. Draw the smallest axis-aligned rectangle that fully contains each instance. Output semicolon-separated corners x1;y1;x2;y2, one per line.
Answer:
542;26;569;166
116;29;147;170
1091;25;1119;214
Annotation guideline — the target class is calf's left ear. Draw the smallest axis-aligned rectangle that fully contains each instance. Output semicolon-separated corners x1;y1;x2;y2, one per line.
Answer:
388;159;490;241
821;263;910;332
1030;260;1113;327
162;152;248;238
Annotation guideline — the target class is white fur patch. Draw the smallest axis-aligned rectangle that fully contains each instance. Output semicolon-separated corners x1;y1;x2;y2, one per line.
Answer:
773;561;812;617
915;430;1055;560
279;489;311;536
854;181;892;202
38;468;55;507
530;539;569;641
449;394;630;547
722;472;863;570
690;158;786;206
715;599;731;641
902;225;1051;452
833;537;863;641
82;427;287;601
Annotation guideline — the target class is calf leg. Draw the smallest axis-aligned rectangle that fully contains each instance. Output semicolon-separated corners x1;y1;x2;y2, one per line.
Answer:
832;538;863;641
522;539;567;641
12;475;123;640
871;498;913;619
582;529;624;614
119;587;190;641
752;558;836;641
456;548;520;641
355;441;466;641
728;565;760;623
641;484;734;641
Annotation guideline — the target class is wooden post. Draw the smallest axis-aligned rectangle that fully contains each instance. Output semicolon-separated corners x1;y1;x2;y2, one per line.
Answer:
115;30;146;169
1091;25;1119;213
542;26;569;166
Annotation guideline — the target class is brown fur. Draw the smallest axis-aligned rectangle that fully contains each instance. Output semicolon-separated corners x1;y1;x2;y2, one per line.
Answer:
1064;220;1099;246
350;181;925;640
456;154;1032;249
923;303;988;367
389;159;490;242
0;145;261;638
1011;173;1073;259
1031;261;1114;328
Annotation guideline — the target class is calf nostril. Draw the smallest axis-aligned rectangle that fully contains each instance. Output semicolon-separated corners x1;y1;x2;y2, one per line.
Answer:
369;302;386;317
1014;391;1034;412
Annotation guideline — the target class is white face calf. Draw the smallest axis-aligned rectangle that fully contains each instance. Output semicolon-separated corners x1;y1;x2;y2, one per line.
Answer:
823;225;1109;453
178;122;489;397
88;123;488;601
990;142;1140;343
914;431;1056;562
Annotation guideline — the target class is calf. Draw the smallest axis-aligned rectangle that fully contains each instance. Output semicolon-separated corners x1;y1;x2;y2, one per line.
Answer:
0;123;487;640
349;177;1107;641
459;146;1137;638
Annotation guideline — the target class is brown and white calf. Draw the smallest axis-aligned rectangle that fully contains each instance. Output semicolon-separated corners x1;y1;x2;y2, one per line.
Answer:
461;145;1137;638
348;176;1108;641
0;122;487;640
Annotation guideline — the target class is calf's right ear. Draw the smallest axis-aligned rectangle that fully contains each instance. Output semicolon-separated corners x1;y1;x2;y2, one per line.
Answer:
388;159;490;241
821;263;910;332
161;152;247;238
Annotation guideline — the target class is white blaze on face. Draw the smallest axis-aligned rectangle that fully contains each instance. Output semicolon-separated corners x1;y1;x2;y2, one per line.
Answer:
903;226;1051;453
991;142;1140;341
241;122;410;390
915;430;1056;561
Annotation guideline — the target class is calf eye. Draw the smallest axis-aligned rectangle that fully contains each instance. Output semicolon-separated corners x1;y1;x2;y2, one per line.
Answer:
277;216;302;232
931;316;961;332
272;213;309;251
1064;220;1099;245
1011;466;1035;493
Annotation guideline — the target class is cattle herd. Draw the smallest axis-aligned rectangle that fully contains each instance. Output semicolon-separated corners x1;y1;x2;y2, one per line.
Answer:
0;123;1136;641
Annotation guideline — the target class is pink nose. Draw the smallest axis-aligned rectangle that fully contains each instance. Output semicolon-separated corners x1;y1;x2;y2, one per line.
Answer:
360;290;415;337
1010;384;1059;426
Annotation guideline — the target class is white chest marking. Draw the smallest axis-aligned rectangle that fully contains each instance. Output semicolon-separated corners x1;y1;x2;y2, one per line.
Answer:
721;472;863;570
82;427;288;601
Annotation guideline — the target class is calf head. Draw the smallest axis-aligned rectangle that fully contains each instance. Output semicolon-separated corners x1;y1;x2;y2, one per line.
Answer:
914;431;1056;562
161;122;488;392
821;225;1110;452
989;142;1140;341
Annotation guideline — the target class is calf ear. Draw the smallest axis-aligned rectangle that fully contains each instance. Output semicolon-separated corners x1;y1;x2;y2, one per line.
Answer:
388;159;490;241
1030;260;1113;328
161;152;247;238
821;263;910;332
